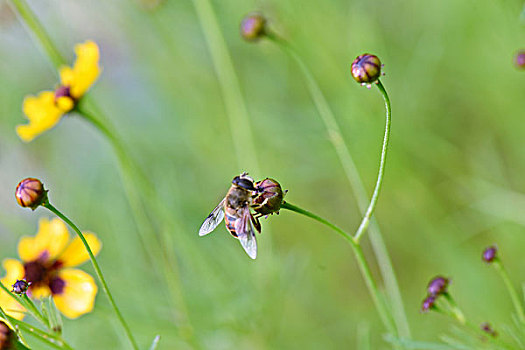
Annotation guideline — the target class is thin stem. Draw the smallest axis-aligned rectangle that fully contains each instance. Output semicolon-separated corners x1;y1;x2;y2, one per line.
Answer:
43;203;139;350
281;202;397;336
21;294;50;329
353;80;391;242
8;0;64;69
7;315;74;350
0;282;49;330
0;306;29;348
266;33;409;338
191;0;260;174
494;261;525;324
76;104;197;345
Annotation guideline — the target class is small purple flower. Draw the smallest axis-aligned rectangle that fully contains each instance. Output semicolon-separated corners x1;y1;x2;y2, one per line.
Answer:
427;276;449;296
421;295;436;313
482;246;497;263
515;51;525;69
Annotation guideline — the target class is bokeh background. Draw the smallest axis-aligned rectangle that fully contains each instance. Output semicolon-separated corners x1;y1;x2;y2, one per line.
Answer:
1;0;525;348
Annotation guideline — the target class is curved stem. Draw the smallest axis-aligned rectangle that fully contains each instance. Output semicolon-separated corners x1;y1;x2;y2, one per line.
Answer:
8;0;64;69
354;80;391;242
494;261;525;325
43;203;139;350
281;202;397;336
267;33;408;337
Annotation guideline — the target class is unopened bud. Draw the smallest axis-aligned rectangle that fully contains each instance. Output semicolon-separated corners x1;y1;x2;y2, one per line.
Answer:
15;178;47;210
421;295;436;313
351;54;382;85
11;279;30;295
240;13;267;41
482;245;497;263
427;276;449;296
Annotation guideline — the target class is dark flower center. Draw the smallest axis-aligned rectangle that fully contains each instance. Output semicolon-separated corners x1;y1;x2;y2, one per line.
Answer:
23;257;64;295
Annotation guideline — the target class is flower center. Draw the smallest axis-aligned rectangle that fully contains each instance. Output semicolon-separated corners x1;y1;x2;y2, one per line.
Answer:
54;85;72;100
24;261;48;285
23;258;64;294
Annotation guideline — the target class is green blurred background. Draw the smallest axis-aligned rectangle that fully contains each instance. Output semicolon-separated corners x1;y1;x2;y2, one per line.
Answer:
1;0;525;348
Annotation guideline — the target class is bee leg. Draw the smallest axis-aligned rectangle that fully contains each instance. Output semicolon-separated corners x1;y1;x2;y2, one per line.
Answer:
251;214;262;233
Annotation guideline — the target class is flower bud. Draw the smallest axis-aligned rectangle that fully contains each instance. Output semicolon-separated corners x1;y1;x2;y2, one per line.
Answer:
240;13;266;41
482;245;497;263
253;178;285;215
0;321;13;349
11;279;30;295
15;178;47;210
421;295;436;313
515;51;525;69
480;322;497;337
351;54;382;85
427;276;449;296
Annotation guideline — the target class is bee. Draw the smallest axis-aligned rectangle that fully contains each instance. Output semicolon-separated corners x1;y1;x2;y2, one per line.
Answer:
199;173;261;259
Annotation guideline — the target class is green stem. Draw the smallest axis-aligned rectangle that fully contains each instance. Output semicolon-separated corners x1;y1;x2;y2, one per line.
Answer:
43;203;139;350
76;104;197;345
0;282;48;329
0;306;29;348
7;315;74;350
353;80;391;242
281;202;397;336
494;260;525;324
8;0;65;69
190;0;260;174
21;294;49;329
267;33;409;337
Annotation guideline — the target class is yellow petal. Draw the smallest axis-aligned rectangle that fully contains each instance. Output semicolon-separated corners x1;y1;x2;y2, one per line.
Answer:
58;232;101;268
0;259;24;286
61;41;101;99
53;269;97;319
0;259;26;320
0;289;25;321
18;218;69;263
29;285;51;299
55;96;74;112
17;91;65;142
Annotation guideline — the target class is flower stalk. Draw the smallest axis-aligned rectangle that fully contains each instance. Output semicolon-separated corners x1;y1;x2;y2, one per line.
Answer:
8;0;64;69
42;202;139;350
493;261;525;324
280;202;397;337
264;30;409;338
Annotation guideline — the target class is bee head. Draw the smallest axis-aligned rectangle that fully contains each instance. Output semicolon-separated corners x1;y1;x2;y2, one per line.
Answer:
232;174;256;191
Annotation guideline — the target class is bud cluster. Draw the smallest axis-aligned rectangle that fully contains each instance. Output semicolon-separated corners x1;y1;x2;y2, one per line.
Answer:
421;275;450;312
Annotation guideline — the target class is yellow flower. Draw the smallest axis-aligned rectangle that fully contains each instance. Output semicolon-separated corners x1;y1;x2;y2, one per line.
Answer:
16;41;101;142
1;218;101;319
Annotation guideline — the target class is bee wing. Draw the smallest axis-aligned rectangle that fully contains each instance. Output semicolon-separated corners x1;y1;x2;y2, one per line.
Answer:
199;199;225;236
235;209;257;259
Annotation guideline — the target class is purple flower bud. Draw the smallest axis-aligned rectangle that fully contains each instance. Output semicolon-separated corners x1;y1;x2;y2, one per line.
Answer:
480;322;497;337
15;178;47;210
482;246;497;263
515;50;525;69
11;279;30;295
240;14;266;41
351;54;382;85
421;295;436;313
427;276;449;296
